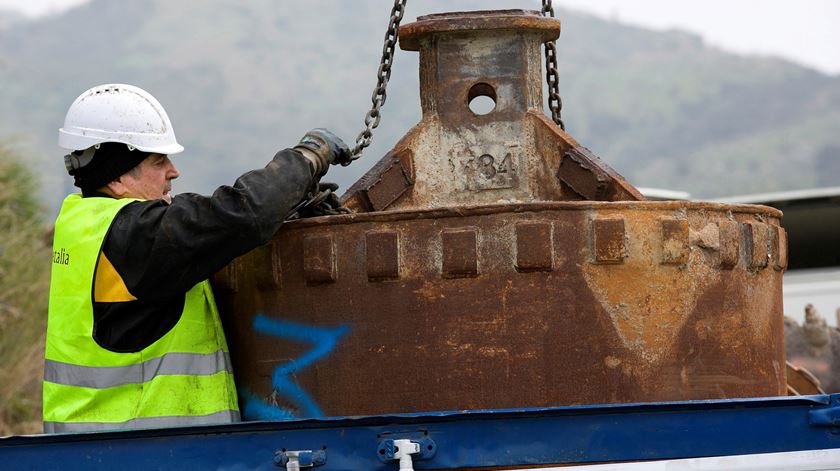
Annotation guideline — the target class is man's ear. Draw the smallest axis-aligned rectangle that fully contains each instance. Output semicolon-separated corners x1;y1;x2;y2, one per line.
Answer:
102;176;129;198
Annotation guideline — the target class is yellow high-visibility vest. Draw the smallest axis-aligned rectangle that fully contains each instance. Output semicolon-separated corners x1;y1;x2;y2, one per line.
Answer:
43;194;239;433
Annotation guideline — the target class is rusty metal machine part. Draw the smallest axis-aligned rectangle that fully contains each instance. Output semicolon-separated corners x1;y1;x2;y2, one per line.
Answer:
215;10;787;420
348;0;567;161
786;361;825;395
342;10;642;213
216;202;787;417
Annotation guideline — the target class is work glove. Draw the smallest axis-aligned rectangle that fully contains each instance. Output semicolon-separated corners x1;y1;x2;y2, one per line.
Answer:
294;128;351;178
286;182;351;220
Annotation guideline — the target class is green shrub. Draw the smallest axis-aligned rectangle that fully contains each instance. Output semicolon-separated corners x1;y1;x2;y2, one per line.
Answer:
0;146;49;435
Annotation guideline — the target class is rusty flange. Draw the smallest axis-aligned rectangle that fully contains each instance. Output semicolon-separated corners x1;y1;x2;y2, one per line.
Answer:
399;10;561;50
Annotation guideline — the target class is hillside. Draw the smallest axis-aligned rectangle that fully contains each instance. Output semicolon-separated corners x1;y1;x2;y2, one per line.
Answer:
0;0;838;212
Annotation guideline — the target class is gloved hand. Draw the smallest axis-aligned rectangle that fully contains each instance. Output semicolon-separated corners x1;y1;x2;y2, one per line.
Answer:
302;182;350;217
294;128;351;178
285;182;351;220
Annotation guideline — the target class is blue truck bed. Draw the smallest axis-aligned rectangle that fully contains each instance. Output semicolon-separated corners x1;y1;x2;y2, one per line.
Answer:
4;394;840;469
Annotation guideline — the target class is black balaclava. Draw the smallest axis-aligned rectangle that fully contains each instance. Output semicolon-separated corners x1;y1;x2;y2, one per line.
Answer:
68;142;150;195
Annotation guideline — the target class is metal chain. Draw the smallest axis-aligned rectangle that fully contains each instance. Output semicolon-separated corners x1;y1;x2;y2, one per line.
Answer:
541;0;565;130
348;0;408;163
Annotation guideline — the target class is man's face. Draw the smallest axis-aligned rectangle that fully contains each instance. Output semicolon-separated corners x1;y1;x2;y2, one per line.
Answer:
118;153;180;204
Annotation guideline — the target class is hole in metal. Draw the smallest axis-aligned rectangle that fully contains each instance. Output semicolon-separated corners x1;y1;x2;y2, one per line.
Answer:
468;82;497;115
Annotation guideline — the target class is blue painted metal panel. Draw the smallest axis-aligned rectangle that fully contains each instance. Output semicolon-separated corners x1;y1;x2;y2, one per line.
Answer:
3;395;840;470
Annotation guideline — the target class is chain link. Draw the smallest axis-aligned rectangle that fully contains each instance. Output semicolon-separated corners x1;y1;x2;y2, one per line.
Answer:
348;0;408;163
541;0;565;130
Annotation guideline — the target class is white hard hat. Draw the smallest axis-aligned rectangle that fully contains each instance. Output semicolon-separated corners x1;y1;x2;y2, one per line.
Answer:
58;84;184;155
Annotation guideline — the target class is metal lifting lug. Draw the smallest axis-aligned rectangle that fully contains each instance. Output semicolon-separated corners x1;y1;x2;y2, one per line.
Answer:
377;436;437;471
273;449;327;470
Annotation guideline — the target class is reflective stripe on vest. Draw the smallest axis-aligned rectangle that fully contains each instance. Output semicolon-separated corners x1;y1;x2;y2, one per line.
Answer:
44;409;241;434
44;194;239;432
44;350;233;389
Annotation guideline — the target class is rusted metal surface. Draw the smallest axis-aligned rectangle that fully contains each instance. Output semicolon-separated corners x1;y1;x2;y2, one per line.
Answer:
365;231;400;280
342;10;642;213
441;228;479;278
215;202;786;419
348;150;414;213
786;361;825;395
592;218;627;264
216;10;788;421
515;221;553;271
556;146;643;201
302;234;336;284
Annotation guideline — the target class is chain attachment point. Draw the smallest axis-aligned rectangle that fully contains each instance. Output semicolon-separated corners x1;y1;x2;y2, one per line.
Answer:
350;0;563;165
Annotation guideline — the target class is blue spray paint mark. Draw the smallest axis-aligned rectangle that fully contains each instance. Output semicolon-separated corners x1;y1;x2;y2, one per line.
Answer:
240;388;296;421
243;314;349;420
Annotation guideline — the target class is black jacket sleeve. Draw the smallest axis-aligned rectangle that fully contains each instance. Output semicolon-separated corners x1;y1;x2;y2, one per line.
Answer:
93;149;313;351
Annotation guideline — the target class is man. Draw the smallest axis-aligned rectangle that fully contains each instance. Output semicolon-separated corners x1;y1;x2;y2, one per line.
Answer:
43;83;349;433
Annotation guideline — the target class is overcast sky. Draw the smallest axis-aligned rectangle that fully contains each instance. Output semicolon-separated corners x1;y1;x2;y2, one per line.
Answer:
1;0;838;75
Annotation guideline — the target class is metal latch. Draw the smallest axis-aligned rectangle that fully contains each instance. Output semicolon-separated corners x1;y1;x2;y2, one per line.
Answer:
377;436;437;471
273;449;327;470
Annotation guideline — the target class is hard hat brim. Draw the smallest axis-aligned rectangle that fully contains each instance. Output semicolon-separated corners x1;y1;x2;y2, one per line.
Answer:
58;128;185;155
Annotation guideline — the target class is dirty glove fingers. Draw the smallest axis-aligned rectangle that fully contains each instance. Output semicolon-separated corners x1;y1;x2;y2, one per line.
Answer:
334;143;352;167
319;181;339;193
307;128;350;166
